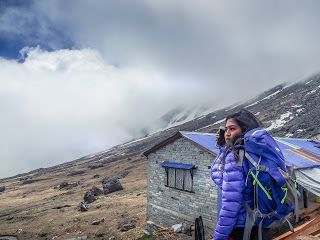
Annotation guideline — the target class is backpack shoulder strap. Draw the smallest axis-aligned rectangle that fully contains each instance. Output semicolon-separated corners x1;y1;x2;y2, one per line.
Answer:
238;149;245;167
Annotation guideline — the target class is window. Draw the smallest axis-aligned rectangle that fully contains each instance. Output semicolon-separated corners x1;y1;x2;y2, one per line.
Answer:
160;161;195;192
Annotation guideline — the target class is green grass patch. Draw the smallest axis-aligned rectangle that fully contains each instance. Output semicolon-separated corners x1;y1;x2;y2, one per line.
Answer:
137;233;155;240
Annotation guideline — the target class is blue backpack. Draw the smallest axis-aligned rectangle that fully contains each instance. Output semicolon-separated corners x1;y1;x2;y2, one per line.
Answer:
240;128;300;240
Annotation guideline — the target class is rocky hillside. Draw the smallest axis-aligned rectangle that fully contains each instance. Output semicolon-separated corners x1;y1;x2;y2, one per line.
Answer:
106;72;320;162
0;73;319;239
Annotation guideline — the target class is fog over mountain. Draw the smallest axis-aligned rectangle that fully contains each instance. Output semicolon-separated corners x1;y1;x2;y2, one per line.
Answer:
1;1;320;177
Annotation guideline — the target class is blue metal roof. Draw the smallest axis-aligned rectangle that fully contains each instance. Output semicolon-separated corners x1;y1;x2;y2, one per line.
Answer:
180;131;220;155
276;138;320;156
275;138;320;168
180;131;320;169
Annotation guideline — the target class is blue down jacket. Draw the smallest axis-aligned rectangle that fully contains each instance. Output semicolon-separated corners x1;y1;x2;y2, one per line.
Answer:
211;147;249;240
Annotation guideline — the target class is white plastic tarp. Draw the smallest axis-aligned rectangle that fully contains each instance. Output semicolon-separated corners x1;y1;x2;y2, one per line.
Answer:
295;167;320;196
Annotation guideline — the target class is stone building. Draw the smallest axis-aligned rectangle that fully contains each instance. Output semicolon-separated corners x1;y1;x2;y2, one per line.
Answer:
144;131;220;238
143;131;320;238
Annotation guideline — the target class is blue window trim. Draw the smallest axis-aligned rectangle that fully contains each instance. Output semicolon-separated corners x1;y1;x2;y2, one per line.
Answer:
160;161;195;169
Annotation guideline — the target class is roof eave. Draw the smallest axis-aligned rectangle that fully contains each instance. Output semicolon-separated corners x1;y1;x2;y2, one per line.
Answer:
143;131;216;157
143;131;183;156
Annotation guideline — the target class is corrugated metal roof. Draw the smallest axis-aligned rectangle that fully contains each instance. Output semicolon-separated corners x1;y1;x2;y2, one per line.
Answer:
180;131;320;169
180;131;220;155
275;138;320;168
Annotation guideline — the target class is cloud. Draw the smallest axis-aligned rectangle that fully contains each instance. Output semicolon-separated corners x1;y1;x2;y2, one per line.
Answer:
0;47;220;177
0;0;73;58
33;0;320;91
1;1;320;177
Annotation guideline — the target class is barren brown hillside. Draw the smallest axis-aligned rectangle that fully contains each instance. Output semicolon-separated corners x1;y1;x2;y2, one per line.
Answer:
0;155;148;240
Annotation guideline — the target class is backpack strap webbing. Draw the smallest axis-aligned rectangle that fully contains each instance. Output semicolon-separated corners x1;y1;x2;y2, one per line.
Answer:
243;202;277;240
278;167;300;223
245;152;272;200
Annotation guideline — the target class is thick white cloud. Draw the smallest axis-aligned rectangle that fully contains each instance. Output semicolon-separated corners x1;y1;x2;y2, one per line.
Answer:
32;0;320;91
0;47;222;177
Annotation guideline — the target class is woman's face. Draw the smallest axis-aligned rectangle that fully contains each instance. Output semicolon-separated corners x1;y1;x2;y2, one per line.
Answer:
224;118;242;144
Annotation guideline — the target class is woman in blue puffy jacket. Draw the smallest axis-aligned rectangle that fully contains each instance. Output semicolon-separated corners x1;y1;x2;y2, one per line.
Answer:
211;109;271;240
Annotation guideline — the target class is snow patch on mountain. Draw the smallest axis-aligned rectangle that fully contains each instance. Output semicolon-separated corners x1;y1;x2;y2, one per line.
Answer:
306;79;313;84
121;135;151;147
245;89;283;108
265;111;294;131
292;104;303;108
197;118;225;131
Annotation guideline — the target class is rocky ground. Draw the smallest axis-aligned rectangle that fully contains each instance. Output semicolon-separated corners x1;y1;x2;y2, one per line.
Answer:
0;155;149;240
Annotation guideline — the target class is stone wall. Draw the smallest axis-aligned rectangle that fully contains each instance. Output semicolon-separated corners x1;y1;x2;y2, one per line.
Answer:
147;137;218;238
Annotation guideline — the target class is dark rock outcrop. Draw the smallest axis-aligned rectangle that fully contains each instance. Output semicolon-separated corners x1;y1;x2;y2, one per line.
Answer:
118;217;137;232
57;181;79;190
88;164;104;170
92;218;105;225
68;170;85;176
22;179;34;185
0;186;5;192
102;177;123;195
119;223;136;231
83;186;103;204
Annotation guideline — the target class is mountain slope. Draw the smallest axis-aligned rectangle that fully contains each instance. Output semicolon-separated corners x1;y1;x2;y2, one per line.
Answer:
116;73;320;158
0;73;320;239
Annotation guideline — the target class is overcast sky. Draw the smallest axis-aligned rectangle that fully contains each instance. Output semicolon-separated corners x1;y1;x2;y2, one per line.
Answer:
1;0;320;178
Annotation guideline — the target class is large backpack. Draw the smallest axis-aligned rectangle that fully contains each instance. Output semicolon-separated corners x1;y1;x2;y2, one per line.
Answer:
240;128;300;240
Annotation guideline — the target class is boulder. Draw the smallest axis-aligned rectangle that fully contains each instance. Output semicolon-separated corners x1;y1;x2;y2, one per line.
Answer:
22;179;34;185
38;232;48;238
58;181;78;190
119;223;135;232
79;201;88;212
90;186;103;196
102;177;123;195
92;218;105;225
118;218;137;232
68;170;85;176
0;186;5;192
88;164;104;170
83;186;103;204
83;190;96;204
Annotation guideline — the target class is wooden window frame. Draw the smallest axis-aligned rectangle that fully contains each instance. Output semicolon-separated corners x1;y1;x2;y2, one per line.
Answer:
164;167;194;193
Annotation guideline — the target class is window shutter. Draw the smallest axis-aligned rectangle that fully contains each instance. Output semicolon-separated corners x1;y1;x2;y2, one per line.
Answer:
176;169;184;190
168;168;175;187
184;170;193;192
